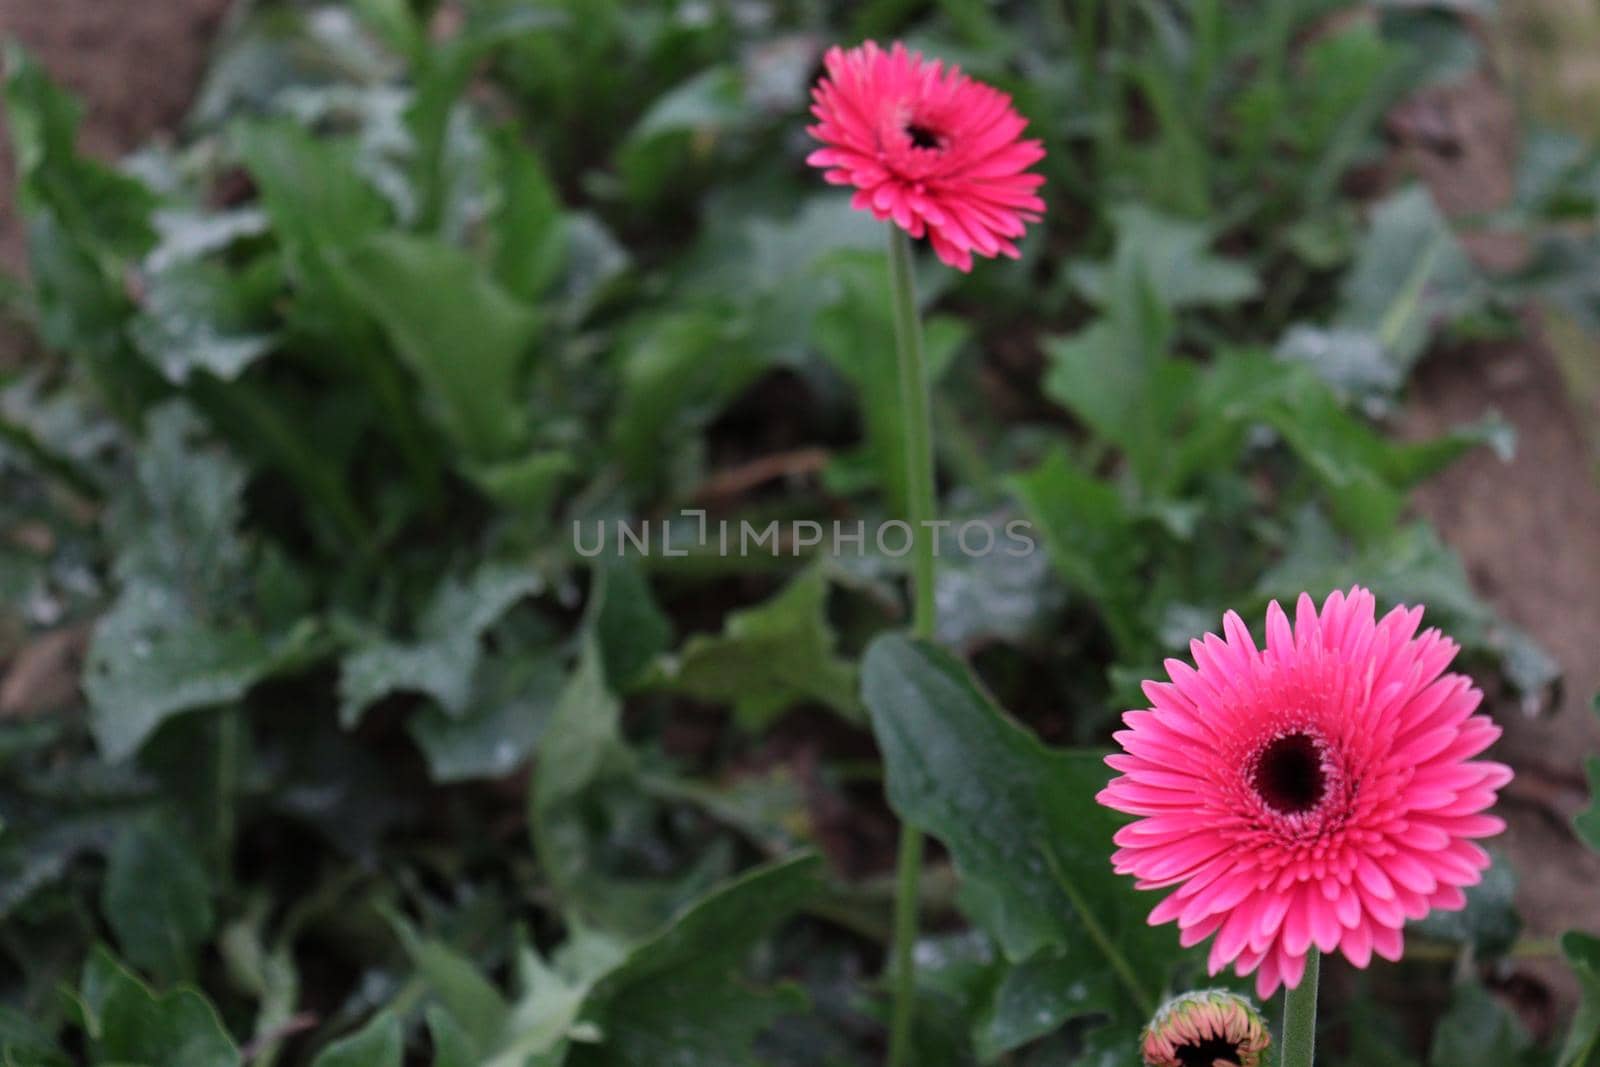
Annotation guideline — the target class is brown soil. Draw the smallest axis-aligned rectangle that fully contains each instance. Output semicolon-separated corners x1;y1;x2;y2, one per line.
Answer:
1406;335;1600;1032
1505;0;1600;139
0;0;232;273
1395;61;1600;1032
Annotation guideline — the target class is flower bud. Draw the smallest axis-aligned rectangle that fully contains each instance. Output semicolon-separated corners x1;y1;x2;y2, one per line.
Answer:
1140;989;1270;1067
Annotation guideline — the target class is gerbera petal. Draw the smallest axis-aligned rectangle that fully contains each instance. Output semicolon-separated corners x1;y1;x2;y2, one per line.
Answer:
1096;586;1511;990
1279;945;1308;990
1382;851;1440;895
1341;921;1374;968
1308;893;1343;953
805;39;1045;265
1372;923;1406;962
1282;887;1313;956
1254;954;1283;1000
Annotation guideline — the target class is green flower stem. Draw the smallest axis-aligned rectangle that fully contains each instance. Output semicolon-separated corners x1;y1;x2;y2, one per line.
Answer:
1280;946;1321;1067
885;223;939;1067
886;225;938;640
887;823;925;1066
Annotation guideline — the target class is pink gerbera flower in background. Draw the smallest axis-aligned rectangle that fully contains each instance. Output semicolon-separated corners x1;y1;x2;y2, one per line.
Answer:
805;40;1045;272
1097;587;1512;1000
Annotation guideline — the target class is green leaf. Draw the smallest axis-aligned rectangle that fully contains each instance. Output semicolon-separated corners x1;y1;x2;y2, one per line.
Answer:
145;207;272;274
1297;22;1413;201
465;450;574;518
392;919;512;1052
352;0;423;55
909;929;1001;1023
3;42;157;259
415;857;816;1067
0;759;152;918
185;373;370;551
861;635;1181;1021
85;404;322;761
310;1011;402;1067
609;310;762;489
974;946;1120;1061
1428;981;1532;1067
1042;318;1163;458
339;564;542;728
1248;367;1511;542
488;130;567;303
1040;284;1175;486
216;905;298;1067
408;650;563;782
404;4;563;235
1559;931;1600;1067
588;561;672;693
97;398;245;603
1266;387;1410;540
128;258;280;385
625;66;745;145
101;822;214;986
652;567;859;728
96;398;244;591
1579;758;1600;854
1514;126;1600;221
1071;1019;1145;1067
533;645;624;814
87;593;319;762
569;854;821;1067
30;223;167;423
684;197;882;367
1010;448;1149;659
560;213;630;316
234;120;442;494
3;42;80;180
1336;186;1482;374
640;768;807;857
235;122;387;263
186;7;377;127
594;853;819;991
932;531;1062;650
1123;62;1213;218
1276;324;1403;407
0;1005;71;1067
4;45;160;412
1071;204;1259;312
0;371;110;498
614;65;745;205
85;948;240;1067
530;641;631;910
483;941;605;1066
427;1006;480;1067
331;233;540;461
1048;343;1299;498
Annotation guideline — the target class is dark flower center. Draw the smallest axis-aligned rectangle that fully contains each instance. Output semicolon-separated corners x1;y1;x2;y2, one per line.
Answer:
1252;732;1325;815
1176;1036;1244;1066
905;121;944;149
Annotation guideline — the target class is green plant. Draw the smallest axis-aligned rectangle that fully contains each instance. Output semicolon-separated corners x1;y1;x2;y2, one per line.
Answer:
0;1;1591;1063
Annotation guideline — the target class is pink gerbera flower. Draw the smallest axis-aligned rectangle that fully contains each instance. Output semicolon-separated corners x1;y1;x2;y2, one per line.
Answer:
1097;588;1512;1000
805;41;1046;272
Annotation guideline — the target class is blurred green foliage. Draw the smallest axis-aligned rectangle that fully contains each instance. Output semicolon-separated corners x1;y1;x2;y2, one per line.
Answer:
0;0;1595;1063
